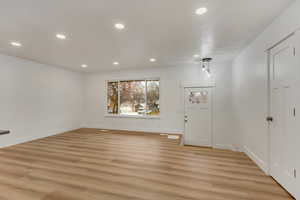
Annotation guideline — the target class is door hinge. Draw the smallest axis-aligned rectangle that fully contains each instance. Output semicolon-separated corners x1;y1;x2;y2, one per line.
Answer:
293;47;296;56
293;108;296;117
294;169;297;178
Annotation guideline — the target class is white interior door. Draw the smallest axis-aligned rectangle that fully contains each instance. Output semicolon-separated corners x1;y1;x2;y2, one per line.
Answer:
184;87;212;147
269;32;299;199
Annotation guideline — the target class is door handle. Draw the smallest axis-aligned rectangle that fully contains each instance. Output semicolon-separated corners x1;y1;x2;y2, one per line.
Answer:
184;115;188;123
266;116;273;122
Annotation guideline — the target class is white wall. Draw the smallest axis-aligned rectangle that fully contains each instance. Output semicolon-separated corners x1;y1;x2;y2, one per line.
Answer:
0;54;83;147
232;0;300;173
83;61;234;150
0;51;233;149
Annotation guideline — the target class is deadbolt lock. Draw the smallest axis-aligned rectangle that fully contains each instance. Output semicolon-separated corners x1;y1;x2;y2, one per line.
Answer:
266;117;273;122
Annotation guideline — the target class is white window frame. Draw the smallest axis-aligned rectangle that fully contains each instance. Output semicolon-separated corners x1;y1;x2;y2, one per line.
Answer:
105;78;160;119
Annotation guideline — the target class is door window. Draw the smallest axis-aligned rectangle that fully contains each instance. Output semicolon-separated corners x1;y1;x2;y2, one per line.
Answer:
188;90;208;104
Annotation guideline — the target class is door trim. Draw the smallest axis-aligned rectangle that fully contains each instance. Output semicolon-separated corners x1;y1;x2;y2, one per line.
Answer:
266;30;297;175
182;85;215;148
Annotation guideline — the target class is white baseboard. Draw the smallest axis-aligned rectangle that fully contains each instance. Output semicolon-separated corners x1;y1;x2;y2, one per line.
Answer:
214;144;236;151
233;144;244;152
83;124;183;135
0;127;82;148
243;145;268;174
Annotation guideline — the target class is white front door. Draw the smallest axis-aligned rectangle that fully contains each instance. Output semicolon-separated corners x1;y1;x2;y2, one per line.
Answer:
184;87;212;147
269;32;299;198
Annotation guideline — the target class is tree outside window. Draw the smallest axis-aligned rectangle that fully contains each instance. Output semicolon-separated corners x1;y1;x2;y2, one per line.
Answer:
107;79;160;116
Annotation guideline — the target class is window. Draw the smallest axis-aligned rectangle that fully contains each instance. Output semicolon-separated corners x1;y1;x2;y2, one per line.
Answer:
107;79;160;116
188;90;208;104
107;82;119;114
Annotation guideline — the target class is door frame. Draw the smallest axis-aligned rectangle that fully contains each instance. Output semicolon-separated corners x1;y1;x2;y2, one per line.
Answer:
181;82;215;147
266;30;297;175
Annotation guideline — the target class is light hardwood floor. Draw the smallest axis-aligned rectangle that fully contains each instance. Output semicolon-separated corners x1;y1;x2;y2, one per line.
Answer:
0;128;294;200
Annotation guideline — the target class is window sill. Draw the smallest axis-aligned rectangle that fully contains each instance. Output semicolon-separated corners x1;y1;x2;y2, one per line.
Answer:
105;114;160;119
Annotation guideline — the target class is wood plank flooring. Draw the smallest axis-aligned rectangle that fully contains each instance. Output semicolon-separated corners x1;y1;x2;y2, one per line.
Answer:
0;128;294;200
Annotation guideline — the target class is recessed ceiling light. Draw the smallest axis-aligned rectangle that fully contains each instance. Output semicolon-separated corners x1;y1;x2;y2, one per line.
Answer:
10;41;22;47
113;62;119;66
150;58;157;62
193;54;200;58
56;33;67;40
114;23;125;30
195;7;208;15
81;64;88;68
